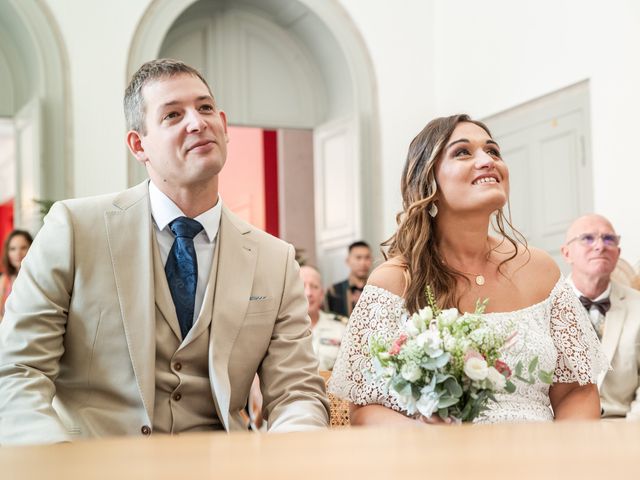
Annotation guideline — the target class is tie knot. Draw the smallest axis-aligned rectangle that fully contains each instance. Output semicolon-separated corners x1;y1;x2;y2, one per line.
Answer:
169;217;203;240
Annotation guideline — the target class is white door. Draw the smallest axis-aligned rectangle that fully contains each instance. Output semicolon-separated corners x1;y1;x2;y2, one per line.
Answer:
314;116;361;285
485;83;593;273
13;98;42;234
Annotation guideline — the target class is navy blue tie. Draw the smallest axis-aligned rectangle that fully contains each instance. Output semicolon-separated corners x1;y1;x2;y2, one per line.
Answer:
165;217;203;339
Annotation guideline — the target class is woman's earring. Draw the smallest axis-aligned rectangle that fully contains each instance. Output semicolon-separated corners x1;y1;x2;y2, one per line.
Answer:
429;202;438;218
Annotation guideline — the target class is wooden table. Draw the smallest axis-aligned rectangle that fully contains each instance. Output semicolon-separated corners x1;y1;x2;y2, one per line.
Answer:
2;421;639;479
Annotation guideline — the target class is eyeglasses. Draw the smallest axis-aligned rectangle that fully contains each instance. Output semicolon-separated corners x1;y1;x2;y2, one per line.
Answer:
566;232;621;248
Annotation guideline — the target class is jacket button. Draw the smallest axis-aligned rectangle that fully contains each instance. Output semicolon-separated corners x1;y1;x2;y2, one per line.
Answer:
174;362;182;371
141;425;151;436
173;393;182;402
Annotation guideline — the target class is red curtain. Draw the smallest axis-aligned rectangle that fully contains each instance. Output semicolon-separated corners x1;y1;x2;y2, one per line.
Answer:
0;199;14;271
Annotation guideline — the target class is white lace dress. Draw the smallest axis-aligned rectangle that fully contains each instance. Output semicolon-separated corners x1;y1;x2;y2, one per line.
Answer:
329;278;609;423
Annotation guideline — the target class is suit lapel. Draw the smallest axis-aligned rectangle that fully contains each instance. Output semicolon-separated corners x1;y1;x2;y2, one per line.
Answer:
209;207;257;430
104;181;156;423
600;282;626;385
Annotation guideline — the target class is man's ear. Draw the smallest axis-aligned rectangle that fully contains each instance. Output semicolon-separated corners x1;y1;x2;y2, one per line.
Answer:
126;130;147;165
560;244;572;265
219;110;229;143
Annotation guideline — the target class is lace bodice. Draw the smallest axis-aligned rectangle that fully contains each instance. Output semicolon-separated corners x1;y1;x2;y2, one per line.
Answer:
328;278;609;423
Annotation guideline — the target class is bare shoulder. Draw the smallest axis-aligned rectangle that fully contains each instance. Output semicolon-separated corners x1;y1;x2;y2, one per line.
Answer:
516;246;561;298
367;258;408;298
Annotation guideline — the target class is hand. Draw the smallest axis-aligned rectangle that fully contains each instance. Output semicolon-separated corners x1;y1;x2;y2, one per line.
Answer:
416;414;458;425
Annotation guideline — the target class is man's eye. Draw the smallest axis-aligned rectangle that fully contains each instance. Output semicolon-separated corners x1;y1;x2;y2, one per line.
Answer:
199;104;214;112
163;112;179;120
581;234;596;244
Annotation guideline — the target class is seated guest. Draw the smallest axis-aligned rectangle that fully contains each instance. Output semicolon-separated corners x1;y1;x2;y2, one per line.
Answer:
0;229;33;321
0;59;328;446
300;265;347;371
561;214;640;420
325;241;373;316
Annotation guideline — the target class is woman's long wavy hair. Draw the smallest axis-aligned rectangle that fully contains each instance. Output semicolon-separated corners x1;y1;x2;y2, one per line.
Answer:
382;114;526;314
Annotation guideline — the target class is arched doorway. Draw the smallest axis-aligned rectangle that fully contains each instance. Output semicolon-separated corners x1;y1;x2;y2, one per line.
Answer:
0;0;71;239
127;0;380;284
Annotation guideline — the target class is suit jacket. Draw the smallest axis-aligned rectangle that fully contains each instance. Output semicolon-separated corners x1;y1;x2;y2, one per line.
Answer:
598;281;640;419
0;181;329;445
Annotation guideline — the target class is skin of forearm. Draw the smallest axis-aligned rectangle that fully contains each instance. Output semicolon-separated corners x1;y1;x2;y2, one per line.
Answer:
350;404;418;426
551;383;601;420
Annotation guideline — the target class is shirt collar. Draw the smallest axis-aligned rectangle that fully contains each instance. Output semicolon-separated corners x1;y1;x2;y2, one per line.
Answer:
566;275;611;301
149;180;222;243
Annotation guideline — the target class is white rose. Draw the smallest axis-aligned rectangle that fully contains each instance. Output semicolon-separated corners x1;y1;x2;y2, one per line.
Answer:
416;390;440;418
486;366;506;390
438;308;459;327
464;356;489;381
416;328;443;357
418;307;433;324
401;362;422;383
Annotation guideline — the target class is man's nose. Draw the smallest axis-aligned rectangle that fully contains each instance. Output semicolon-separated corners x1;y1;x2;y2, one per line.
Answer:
185;110;207;132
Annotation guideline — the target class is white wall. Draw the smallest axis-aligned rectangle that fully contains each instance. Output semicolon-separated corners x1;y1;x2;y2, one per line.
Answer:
44;0;150;197
39;0;640;263
432;0;640;263
338;0;437;240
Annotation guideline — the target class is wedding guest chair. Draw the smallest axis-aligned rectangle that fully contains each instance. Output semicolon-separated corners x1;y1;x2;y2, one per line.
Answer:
319;370;350;427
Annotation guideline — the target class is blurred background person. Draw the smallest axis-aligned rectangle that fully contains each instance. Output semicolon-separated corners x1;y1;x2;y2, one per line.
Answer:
325;241;373;316
0;230;33;320
301;265;346;372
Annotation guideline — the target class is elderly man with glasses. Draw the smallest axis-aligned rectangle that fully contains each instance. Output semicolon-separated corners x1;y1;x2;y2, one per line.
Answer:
561;214;640;420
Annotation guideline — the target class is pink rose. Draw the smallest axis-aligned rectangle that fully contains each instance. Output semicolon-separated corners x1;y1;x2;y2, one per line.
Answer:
494;359;512;379
389;334;408;356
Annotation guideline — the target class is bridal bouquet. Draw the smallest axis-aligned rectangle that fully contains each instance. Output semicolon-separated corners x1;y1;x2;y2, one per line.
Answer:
370;292;552;422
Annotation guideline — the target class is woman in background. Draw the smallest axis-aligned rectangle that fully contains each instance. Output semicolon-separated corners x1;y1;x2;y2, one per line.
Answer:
329;114;607;424
0;229;33;320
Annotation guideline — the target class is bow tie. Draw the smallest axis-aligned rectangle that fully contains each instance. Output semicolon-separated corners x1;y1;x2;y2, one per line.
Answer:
579;296;611;316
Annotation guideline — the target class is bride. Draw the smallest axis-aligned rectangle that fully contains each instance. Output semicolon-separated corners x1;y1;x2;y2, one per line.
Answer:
329;114;607;424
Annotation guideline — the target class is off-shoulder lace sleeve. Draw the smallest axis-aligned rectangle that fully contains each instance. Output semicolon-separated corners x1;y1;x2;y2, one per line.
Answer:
550;280;609;384
327;285;406;410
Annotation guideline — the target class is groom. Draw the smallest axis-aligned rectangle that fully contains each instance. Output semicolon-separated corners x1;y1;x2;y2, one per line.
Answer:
0;59;329;445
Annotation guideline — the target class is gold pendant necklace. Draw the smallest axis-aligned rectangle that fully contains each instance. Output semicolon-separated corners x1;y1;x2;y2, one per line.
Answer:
442;259;487;286
455;269;486;286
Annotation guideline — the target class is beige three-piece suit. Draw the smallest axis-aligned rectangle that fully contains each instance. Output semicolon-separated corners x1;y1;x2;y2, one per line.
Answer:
0;181;329;445
598;281;640;419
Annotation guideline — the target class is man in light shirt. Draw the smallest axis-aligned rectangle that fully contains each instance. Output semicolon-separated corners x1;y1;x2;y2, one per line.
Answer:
562;214;640;419
0;59;329;445
300;265;346;372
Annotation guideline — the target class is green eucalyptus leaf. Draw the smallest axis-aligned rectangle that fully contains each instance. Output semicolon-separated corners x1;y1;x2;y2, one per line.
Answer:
504;380;516;394
528;357;539;374
444;378;463;398
515;361;523;377
538;370;554;384
438;396;459;408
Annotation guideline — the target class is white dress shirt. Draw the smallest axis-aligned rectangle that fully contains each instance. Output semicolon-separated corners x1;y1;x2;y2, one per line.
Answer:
566;276;611;333
149;181;222;329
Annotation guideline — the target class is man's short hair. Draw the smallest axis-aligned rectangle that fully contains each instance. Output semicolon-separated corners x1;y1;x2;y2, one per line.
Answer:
124;58;213;135
348;241;370;253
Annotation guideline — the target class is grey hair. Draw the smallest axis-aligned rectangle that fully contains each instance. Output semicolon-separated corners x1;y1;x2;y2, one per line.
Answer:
124;58;213;134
